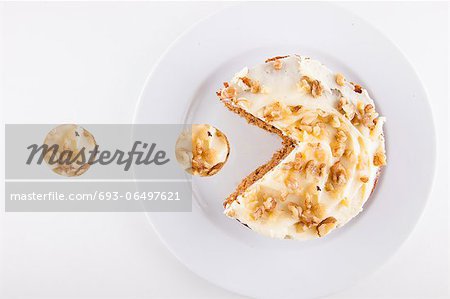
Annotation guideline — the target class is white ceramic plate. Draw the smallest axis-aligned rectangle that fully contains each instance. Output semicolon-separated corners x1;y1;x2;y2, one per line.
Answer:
134;3;436;298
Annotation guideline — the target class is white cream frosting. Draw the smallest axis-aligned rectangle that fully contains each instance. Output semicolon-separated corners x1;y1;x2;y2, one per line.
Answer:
220;55;386;240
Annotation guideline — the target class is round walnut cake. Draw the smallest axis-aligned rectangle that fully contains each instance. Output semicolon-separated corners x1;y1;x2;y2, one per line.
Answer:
217;55;386;240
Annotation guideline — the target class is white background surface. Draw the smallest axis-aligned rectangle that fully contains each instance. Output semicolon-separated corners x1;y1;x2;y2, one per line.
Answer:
0;2;448;298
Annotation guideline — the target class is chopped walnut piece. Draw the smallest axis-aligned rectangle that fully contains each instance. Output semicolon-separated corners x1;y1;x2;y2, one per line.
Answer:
331;132;351;158
285;175;300;190
356;101;365;114
263;197;277;211
300;111;318;125
240;77;261;93
225;209;236;218
250;85;260;94
364;104;375;114
252;207;263;220
297;125;313;134
354;84;363;93
252;196;278;220
287;202;303;219
300;213;319;229
300;76;323;98
357;104;378;128
317;217;337;237
285;190;325;231
273;59;283;70
325;181;334;192
360;176;369;183
344;149;354;159
330;115;341;128
331;141;346;158
338;97;356;120
329;161;347;187
304;160;325;177
317;109;329;118
220;85;237;99
304;160;315;175
263;101;288;122
319;163;326;176
289;105;303;113
335;129;347;143
335;73;345;86
373;151;386;166
311;80;323;98
300;78;312;93
283;152;304;171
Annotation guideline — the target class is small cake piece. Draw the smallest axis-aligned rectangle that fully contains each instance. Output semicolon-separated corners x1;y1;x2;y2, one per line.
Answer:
175;124;230;177
218;55;386;240
43;124;97;177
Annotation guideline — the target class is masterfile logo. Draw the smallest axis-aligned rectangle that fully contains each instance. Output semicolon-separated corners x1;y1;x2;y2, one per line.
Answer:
26;124;170;177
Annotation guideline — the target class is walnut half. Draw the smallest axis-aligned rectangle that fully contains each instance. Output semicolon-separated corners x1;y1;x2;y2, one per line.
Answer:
316;217;337;237
240;77;261;93
373;151;387;166
335;73;345;86
300;76;323;98
328;161;347;188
